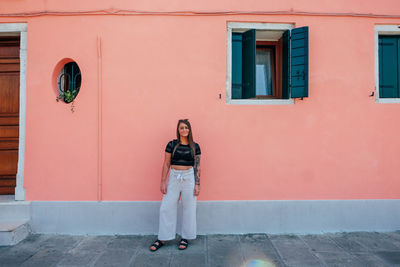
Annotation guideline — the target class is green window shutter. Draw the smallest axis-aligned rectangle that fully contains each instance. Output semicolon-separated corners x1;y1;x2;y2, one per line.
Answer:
379;36;399;98
290;26;309;98
282;30;290;99
232;33;243;99
242;29;256;99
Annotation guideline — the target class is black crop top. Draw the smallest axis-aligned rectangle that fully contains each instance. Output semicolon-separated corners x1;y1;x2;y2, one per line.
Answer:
165;139;201;166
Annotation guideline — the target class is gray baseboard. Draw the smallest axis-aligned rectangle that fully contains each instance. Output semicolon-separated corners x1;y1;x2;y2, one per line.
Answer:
30;200;400;235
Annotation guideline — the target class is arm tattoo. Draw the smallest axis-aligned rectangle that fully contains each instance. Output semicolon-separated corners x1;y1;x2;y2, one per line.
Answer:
194;155;201;185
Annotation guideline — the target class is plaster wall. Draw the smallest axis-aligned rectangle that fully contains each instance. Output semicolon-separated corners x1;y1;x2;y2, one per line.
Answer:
0;0;399;201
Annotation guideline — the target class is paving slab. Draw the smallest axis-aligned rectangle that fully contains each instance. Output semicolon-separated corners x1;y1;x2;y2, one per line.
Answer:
352;252;393;267
300;234;346;253
93;248;137;267
170;251;206;267
0;252;37;267
0;232;400;267
16;235;82;267
131;251;171;267
36;235;82;251
381;232;400;249
56;236;115;267
0;234;50;267
19;248;65;267
239;234;284;267
106;235;152;251
326;232;370;252
342;232;400;252
207;235;244;267
374;251;400;266
56;252;99;267
0;245;10;254
71;236;114;253
313;251;363;267
268;234;323;266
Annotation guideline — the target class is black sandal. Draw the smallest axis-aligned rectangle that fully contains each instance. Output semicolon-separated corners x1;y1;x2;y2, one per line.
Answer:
178;238;188;250
150;240;164;251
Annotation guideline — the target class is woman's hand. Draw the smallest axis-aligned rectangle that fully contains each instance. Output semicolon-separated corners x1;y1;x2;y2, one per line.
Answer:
194;184;200;196
160;152;171;195
160;181;167;194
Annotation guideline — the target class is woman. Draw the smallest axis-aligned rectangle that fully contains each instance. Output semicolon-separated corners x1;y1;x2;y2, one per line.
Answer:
150;119;201;251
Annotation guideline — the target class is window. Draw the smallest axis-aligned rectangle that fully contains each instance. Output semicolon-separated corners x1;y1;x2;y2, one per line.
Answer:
227;23;309;104
57;61;81;103
375;25;400;103
256;43;279;97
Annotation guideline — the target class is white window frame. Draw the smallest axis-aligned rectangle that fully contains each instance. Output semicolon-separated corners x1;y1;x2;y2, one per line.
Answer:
226;22;295;105
375;25;400;104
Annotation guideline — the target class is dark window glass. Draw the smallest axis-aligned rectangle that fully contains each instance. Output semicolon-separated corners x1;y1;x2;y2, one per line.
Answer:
58;62;81;103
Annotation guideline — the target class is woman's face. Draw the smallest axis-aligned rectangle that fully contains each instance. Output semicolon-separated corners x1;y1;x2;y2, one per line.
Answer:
178;122;190;137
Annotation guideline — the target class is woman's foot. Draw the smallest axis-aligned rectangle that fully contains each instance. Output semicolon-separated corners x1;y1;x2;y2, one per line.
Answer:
150;240;165;251
178;239;188;250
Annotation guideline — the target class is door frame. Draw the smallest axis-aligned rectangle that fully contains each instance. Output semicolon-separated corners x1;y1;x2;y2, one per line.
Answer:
0;23;27;200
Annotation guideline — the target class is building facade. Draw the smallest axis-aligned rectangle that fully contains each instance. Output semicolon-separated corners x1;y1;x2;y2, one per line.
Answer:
0;0;400;235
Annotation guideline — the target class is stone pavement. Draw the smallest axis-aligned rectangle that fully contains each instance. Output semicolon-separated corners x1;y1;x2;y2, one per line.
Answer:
1;232;400;267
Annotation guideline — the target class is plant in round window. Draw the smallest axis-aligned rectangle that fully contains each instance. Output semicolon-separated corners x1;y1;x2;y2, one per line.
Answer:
56;62;81;112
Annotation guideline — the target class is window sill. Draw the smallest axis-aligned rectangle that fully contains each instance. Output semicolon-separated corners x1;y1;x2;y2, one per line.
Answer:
227;99;295;105
376;98;400;104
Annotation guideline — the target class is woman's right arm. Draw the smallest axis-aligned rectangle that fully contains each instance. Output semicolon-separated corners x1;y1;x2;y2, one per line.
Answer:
160;152;171;194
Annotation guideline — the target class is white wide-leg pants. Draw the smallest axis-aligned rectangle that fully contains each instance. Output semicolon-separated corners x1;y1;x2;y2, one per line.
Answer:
158;168;197;240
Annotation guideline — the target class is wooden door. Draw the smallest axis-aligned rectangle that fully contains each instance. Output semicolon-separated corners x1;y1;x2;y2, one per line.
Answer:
0;36;20;195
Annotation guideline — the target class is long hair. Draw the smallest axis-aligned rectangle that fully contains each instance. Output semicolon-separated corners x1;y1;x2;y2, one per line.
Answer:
172;119;196;159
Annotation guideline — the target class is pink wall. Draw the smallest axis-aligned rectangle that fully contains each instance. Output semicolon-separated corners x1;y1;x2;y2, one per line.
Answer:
1;1;400;201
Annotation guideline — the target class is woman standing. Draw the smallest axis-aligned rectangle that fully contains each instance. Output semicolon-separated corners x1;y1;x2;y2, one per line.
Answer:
150;119;201;251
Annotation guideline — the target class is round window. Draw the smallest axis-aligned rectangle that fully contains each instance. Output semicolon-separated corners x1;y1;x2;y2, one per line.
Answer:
57;62;81;103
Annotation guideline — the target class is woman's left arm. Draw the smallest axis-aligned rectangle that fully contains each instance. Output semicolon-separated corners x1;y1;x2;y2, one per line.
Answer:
194;155;201;196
